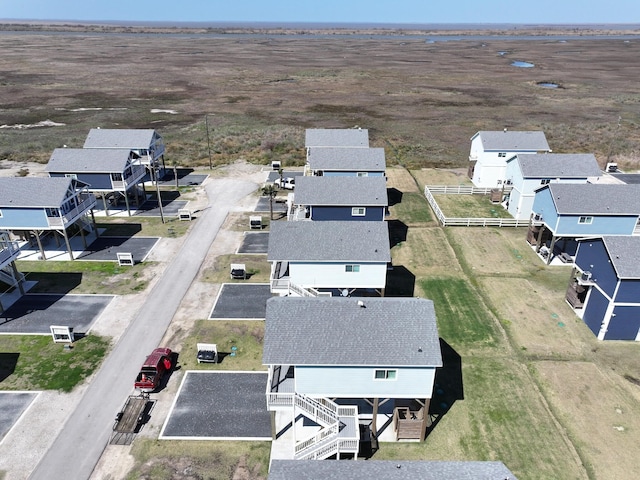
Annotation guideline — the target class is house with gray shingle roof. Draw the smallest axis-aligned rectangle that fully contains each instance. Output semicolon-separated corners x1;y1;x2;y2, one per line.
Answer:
289;176;388;221
0;230;25;313
504;153;602;220
305;128;369;150
529;183;640;263
568;236;640;341
267;220;390;296
268;459;518;479
83;128;166;177
264;297;442;459
305;147;386;177
46;148;147;216
469;130;551;188
0;177;97;260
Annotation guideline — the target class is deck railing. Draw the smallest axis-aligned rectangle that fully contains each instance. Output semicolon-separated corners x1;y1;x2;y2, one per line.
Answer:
0;237;20;265
47;194;97;227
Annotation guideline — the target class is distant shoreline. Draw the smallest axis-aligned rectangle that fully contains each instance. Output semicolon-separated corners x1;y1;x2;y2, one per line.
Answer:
1;21;640;37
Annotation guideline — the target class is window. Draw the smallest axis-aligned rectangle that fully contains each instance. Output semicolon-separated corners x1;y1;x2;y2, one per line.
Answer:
356;172;368;177
345;264;360;273
578;216;593;224
540;179;551;185
352;207;366;216
0;209;3;218
498;152;507;157
64;173;77;179
374;369;397;380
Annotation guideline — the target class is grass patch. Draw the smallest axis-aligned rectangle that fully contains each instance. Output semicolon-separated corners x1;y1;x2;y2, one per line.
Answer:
179;320;265;371
0;334;110;391
433;194;512;219
391;227;462;279
222;212;271;232
418;277;501;351
388;192;434;225
17;260;152;295
201;255;270;284
411;168;472;190
97;216;190;238
127;439;270;480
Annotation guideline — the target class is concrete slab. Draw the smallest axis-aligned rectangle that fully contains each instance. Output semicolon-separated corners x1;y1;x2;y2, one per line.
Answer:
266;170;304;183
157;170;208;187
0;392;39;444
237;232;269;254
159;371;271;440
0;294;113;335
76;237;159;263
210;284;273;320
254;197;287;213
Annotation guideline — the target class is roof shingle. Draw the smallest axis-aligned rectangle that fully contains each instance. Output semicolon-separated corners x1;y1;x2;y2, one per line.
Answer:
294;176;388;206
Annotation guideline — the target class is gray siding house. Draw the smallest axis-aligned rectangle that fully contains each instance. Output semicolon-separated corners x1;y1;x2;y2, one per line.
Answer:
46;148;147;216
268;220;391;297
305;147;386;177
264;297;442;460
288;176;388;221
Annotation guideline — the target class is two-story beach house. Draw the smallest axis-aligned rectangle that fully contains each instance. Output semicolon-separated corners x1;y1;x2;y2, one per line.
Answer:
529;183;640;263
264;297;442;460
46;148;147;216
0;177;97;261
304;147;386;177
0;230;25;313
83;128;167;178
268;221;390;297
288;176;388;221
504;153;601;220
468;130;551;188
567;236;640;341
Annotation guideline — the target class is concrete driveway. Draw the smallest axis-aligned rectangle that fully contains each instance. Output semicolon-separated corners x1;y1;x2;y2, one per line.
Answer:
0;392;38;443
210;284;273;319
237;232;269;254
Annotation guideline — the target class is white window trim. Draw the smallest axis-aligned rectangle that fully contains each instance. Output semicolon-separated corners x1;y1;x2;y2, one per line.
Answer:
578;216;593;224
65;173;78;179
345;264;360;273
374;369;397;380
352;207;366;216
540;178;551;185
356;172;369;177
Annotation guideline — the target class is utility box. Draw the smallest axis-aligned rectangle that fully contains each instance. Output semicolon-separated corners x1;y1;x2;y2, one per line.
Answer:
117;252;134;266
50;325;74;343
249;216;263;230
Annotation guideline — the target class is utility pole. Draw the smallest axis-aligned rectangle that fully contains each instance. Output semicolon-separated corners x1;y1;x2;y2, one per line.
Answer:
205;114;213;170
151;165;165;224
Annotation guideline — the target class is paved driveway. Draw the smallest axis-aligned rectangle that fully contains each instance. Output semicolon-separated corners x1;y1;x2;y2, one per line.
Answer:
210;284;273;319
0;392;38;443
237;232;269;254
160;371;271;439
76;237;159;263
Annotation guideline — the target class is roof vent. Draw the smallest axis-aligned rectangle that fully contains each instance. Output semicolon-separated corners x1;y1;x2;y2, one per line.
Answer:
504;127;508;132
357;300;366;308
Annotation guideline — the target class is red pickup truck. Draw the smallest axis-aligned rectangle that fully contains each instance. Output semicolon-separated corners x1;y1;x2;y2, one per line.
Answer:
134;347;172;393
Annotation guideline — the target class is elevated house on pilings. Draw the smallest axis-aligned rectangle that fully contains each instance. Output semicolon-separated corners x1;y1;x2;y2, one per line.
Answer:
0;230;25;314
264;297;442;461
46;148;147;216
0;177;97;261
304;147;386;177
529;183;640;264
83;128;167;179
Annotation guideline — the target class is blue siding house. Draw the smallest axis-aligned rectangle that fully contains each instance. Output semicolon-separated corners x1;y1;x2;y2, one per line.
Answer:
567;236;640;341
83;128;167;178
46;148;147;216
264;297;442;460
504;153;601;220
0;230;25;313
268;221;390;297
305;147;386;177
288;176;387;221
529;183;640;263
0;177;97;260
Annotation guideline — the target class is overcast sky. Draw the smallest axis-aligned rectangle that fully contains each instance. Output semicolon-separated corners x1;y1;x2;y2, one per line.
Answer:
1;0;639;24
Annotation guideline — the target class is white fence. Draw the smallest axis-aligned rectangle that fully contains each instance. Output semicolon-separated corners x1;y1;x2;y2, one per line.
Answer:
424;186;528;227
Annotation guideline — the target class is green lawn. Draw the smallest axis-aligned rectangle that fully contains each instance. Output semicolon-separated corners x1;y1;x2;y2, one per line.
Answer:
201;254;270;284
97;215;191;238
388;192;433;225
0;335;110;391
433;194;512;219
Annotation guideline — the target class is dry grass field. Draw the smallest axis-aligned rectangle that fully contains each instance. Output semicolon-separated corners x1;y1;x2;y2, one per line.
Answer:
2;26;640;480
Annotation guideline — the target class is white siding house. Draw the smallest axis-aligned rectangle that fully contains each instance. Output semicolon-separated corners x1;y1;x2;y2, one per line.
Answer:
469;130;551;188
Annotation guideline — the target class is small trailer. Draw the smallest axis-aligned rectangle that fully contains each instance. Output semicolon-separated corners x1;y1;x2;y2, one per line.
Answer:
111;393;153;445
230;263;247;280
249;215;263;230
197;343;218;363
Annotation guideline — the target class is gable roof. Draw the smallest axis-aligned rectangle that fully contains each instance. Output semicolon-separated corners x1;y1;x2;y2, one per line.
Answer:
305;128;369;148
267;220;390;262
83;128;157;149
307;147;386;172
473;130;550;151
511;153;601;178
601;236;640;278
294;176;388;206
0;177;78;208
268;460;517;480
542;183;640;215
46;148;134;173
263;297;442;367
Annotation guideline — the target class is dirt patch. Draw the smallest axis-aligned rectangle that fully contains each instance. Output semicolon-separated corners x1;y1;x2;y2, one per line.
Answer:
385;166;420;193
412;168;472;189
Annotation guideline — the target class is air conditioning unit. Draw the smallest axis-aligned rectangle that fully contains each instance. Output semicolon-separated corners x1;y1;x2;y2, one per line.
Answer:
581;271;593;282
606;162;618;173
533;214;542;221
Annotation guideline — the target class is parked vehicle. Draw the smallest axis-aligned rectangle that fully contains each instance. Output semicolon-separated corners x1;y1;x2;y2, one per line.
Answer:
134;347;172;392
275;177;295;190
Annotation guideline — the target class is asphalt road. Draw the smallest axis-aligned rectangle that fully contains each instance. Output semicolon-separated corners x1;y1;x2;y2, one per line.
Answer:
29;177;258;480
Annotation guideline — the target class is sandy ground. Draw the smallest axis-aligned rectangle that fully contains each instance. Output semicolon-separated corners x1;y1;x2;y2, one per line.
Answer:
0;160;267;480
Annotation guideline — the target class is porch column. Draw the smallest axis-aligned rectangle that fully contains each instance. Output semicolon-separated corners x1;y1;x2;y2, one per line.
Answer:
124;190;132;217
34;231;46;261
11;262;25;295
91;210;99;238
62;228;74;261
535;225;545;253
79;222;88;249
371;397;379;437
102;195;109;217
547;235;558;265
420;398;430;440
